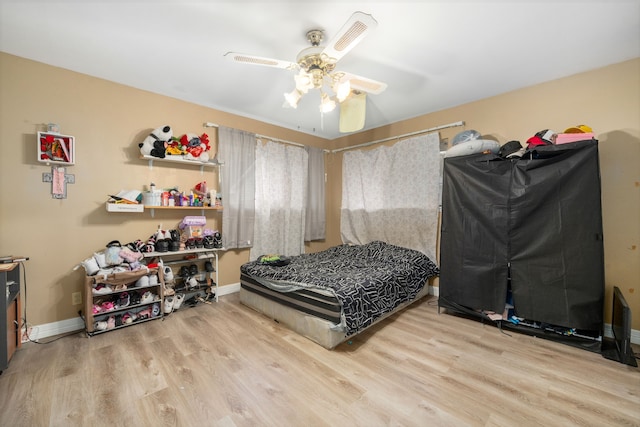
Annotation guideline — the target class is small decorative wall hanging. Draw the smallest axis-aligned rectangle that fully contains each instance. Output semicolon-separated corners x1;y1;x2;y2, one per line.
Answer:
37;130;75;165
42;166;75;199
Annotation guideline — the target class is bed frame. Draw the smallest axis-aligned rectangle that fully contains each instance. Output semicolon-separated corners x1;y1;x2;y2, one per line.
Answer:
239;281;431;349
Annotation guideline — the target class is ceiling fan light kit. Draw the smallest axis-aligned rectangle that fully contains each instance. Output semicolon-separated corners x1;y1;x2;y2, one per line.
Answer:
225;11;387;132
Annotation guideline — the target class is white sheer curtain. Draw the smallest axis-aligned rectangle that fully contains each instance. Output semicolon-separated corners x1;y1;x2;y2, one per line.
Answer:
305;146;325;241
250;140;308;259
340;133;441;261
218;126;255;249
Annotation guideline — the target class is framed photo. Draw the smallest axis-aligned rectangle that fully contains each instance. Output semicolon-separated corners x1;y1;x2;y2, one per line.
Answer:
37;131;75;165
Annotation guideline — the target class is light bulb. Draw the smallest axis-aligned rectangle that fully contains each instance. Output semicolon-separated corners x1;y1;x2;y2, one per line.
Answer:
319;92;336;113
335;80;351;102
284;89;302;108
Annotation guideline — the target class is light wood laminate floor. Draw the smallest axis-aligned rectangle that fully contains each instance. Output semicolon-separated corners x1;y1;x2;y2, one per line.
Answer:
0;293;638;427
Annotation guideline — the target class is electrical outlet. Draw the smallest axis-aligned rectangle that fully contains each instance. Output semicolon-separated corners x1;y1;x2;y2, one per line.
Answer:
72;291;82;305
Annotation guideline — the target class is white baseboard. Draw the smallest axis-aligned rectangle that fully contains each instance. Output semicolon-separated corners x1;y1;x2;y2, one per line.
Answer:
23;316;84;342
218;282;240;295
604;324;640;345
23;283;243;342
24;283;639;346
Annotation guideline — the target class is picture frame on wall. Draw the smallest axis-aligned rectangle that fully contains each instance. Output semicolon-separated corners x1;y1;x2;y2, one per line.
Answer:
37;131;75;165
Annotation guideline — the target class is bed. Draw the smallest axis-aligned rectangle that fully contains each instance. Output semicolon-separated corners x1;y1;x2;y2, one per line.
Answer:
239;241;439;349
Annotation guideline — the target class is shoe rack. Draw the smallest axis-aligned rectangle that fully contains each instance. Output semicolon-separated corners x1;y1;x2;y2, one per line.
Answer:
84;268;164;336
142;248;220;314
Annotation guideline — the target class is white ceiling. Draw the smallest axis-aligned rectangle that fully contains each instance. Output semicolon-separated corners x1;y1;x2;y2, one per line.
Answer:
1;1;639;140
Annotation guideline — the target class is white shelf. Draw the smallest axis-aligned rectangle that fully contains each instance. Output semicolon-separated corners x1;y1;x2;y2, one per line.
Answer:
140;154;223;170
142;247;224;259
105;202;144;212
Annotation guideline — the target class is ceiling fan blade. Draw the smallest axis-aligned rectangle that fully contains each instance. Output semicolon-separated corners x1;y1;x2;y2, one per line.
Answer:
224;52;298;70
336;71;388;95
322;11;377;63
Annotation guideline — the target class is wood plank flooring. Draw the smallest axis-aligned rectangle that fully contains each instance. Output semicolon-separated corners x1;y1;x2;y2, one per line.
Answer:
0;293;638;427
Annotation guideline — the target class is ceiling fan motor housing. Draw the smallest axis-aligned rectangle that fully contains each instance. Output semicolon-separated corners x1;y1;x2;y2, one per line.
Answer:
306;29;323;46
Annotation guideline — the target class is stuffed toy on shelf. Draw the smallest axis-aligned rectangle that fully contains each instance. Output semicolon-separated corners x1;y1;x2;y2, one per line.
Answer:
138;125;173;158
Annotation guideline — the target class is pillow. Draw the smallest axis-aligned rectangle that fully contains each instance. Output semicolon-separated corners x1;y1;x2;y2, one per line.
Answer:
81;256;99;276
94;251;107;268
258;254;291;267
444;139;500;158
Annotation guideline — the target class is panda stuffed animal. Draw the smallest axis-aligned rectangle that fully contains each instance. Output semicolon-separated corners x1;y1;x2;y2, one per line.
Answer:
139;125;173;158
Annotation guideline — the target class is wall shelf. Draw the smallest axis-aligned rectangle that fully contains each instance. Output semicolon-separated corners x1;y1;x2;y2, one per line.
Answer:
146;206;222;211
106;202;144;213
140;155;223;173
144;205;222;218
105;203;222;216
142;247;224;259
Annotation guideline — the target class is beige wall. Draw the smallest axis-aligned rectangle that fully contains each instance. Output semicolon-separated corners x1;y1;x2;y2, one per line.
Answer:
2;52;638;331
0;52;328;327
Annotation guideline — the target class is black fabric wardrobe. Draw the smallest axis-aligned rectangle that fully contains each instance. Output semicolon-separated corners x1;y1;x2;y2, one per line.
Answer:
439;139;604;347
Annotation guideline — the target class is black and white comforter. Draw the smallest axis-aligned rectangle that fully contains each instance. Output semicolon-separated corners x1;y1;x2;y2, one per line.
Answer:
240;241;439;336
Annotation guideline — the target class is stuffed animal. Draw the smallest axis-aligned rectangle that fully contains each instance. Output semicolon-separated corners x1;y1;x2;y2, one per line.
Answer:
119;246;143;263
139;125;173;158
166;137;186;156
180;133;211;162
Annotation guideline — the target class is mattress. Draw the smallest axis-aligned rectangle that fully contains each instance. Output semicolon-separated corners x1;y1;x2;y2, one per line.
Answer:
240;273;342;324
239;241;440;346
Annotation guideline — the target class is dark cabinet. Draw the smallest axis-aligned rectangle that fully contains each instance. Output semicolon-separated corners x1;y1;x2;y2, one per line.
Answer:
439;139;604;346
1;262;22;373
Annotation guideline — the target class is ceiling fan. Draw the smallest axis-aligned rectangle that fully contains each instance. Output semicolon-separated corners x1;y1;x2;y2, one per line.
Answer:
224;11;387;132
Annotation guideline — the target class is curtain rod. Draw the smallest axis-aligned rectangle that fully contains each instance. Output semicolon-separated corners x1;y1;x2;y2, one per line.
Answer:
204;121;329;151
330;120;465;153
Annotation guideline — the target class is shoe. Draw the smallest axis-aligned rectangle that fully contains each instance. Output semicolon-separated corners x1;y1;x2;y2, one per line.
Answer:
213;231;222;248
151;302;161;317
155;239;169;252
195;237;204;248
137;306;152;320
135;275;150;287
187;277;198;289
163;284;175;296
173;293;184;310
122;312;135;324
117;292;130;308
203;235;215;249
130;291;141;305
164;296;174;314
149;274;158;285
178;266;190;278
163;266;174;282
205;261;215;272
169;240;180;251
92;304;102;314
101;301;115;312
140;291;155;304
94;321;108;331
107;315;116;329
93;284;112;295
189;264;198;276
185;238;196;249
